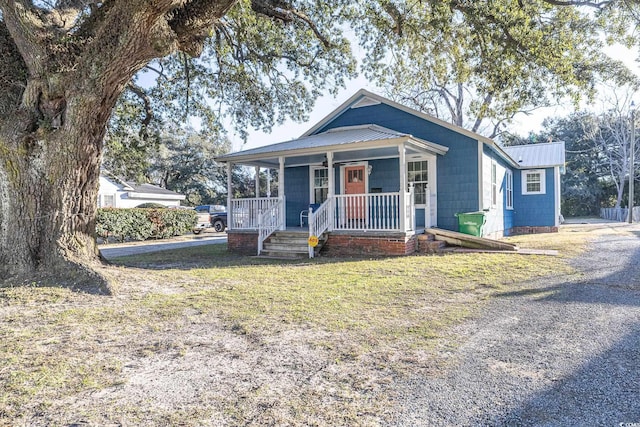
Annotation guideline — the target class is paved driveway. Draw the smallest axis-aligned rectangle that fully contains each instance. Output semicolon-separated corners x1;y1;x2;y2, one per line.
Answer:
392;224;640;426
99;232;227;259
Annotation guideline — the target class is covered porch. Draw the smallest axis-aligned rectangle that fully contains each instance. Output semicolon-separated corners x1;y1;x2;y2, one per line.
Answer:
216;125;448;257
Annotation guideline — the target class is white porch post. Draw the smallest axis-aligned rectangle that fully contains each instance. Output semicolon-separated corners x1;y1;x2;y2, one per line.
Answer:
279;156;285;230
266;169;271;197
255;166;260;198
227;162;233;230
399;143;407;231
327;151;334;231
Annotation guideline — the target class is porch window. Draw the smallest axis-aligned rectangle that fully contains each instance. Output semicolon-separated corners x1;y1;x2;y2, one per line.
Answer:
522;169;545;195
506;170;513;209
313;168;329;203
408;160;428;205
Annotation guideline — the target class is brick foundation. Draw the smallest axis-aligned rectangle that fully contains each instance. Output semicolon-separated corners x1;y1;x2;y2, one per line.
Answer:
322;231;417;257
509;226;559;235
227;230;258;255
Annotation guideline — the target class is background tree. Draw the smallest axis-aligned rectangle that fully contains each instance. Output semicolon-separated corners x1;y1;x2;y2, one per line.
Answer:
538;113;606;216
584;98;640;210
354;0;635;137
147;127;230;206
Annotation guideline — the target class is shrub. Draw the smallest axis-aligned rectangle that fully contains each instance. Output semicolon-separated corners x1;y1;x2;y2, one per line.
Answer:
96;208;197;242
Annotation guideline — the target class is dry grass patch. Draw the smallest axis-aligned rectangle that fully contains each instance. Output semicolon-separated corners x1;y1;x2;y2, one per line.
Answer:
0;229;591;426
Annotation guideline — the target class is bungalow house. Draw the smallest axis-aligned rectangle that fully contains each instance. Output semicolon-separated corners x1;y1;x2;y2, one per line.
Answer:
215;89;565;257
98;170;186;208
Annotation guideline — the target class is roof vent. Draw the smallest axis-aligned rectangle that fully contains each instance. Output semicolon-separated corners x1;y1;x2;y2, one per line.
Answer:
351;96;381;109
518;156;523;163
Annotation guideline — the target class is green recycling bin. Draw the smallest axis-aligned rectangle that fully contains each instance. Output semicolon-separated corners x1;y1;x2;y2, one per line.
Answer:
455;211;486;237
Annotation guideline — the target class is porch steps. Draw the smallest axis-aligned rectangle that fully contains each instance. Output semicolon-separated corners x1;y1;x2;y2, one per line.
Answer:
260;231;327;258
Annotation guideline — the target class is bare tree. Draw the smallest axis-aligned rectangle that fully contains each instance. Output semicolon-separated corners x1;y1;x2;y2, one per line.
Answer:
586;88;640;209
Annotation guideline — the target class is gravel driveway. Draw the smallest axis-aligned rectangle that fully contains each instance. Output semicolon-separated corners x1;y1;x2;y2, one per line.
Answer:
391;226;640;426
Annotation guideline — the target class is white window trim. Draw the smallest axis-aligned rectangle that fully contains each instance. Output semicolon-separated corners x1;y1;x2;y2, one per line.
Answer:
522;169;546;195
407;158;429;207
309;165;329;204
100;194;116;208
506;170;513;210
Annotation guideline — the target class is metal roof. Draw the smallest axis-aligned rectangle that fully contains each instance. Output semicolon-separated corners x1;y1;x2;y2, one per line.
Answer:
216;124;448;162
503;141;566;168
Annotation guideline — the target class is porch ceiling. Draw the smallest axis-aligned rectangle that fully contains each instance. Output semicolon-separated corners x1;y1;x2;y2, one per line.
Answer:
216;124;448;168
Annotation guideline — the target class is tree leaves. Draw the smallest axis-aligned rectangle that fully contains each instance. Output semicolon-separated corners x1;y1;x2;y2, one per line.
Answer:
356;0;636;137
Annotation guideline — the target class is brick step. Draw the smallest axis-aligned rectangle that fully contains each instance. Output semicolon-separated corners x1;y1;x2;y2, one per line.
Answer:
416;233;447;254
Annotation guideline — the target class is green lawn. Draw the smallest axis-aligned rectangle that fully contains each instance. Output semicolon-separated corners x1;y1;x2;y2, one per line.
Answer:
0;227;601;425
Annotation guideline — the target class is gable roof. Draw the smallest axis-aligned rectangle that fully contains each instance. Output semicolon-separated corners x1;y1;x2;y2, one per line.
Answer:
216;124;448;164
301;89;519;167
503;142;566;168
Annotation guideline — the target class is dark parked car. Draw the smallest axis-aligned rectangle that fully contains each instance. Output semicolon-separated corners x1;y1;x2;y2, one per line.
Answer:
195;205;228;232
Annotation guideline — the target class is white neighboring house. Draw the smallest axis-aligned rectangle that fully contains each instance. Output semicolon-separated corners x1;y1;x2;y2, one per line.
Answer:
98;171;186;208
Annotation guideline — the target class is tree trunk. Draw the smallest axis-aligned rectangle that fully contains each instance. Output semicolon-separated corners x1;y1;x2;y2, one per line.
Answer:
0;87;113;291
0;0;243;289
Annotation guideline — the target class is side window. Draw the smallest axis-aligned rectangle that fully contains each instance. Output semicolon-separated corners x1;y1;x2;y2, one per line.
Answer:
491;162;497;206
506;170;513;209
522;170;546;195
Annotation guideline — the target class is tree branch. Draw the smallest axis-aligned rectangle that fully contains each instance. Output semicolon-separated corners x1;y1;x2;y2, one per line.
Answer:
125;82;152;137
251;0;332;48
169;0;238;57
541;0;614;7
0;18;28;115
0;0;50;76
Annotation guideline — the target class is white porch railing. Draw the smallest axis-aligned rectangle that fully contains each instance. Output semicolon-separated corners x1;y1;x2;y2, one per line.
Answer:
258;197;285;255
230;197;281;229
334;192;414;231
406;185;415;231
231;191;416;236
308;200;332;258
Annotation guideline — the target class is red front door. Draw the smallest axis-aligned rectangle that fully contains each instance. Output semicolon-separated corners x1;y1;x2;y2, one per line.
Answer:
344;165;366;220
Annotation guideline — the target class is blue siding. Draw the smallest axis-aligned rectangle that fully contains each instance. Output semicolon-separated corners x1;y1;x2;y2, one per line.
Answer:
513;168;556;227
284;166;309;227
368;158;399;192
316;104;480;231
503;203;514;235
482;145;515;236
